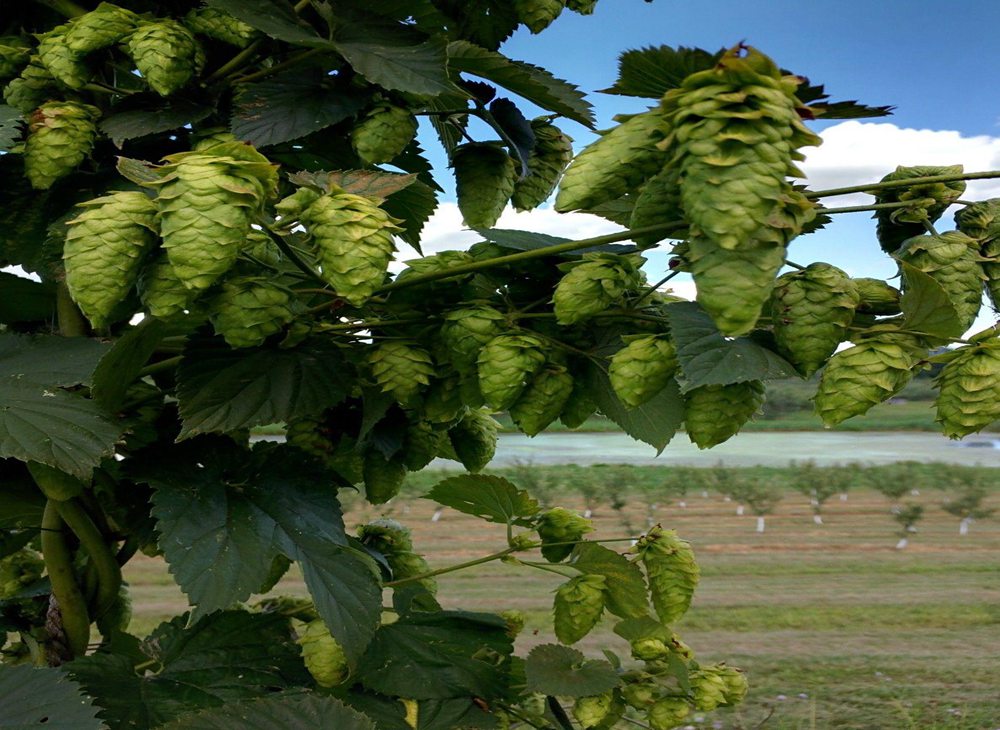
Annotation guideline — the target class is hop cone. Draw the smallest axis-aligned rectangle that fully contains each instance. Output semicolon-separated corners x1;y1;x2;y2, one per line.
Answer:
896;232;984;331
647;698;691;730
556;109;671;212
814;332;924;426
65;3;140;53
553;253;643;325
358;517;414;555
956;198;1000;243
553;574;607;644
714;665;749;705
509;365;574;436
138;253;196;318
512;119;573;211
439;305;506;372
64;191;158;327
301;192;402;305
23;100;100;189
351;104;418;164
3;57;57;113
127;20;204;96
369;341;435;406
297;619;349;687
629;167;686;247
514;0;566;32
402;420;443;471
0;37;31;81
208;277;294;348
274;186;321;221
609;335;678;407
567;0;598;13
636;526;699;625
770;263;861;376
37;25;90;89
684;381;765;449
184;7;258;47
422;375;465;424
560;376;598;428
453;143;517;228
0;549;44;598
536;508;593;562
448;408;499;472
386;550;438;600
934;342;1000;439
689;669;728;712
875;165;965;254
573;692;618;729
854;277;902;315
478;333;547;410
362;448;407;505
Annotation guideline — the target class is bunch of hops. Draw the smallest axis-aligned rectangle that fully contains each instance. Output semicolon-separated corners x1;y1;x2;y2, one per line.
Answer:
770;263;861;376
553;574;607;644
512;119;574;211
553;253;644;325
646;697;691;730
23;101;100;189
3;57;57;113
477;333;547;410
36;25;90;89
854;277;902;315
448;408;499;472
509;365;574;436
573;692;623;729
535;507;593;562
634;526;699;625
560;378;598;428
362;448;407;504
138;253;197;318
0;37;30;81
300;190;402;305
875;165;966;254
208;277;294;348
514;0;566;33
351;104;418;164
934;341;1000;438
127;19;204;96
956;199;1000;307
896;232;984;331
297;619;350;687
183;7;258;47
609;335;679;407
64;191;158;327
659;45;821;335
65;3;140;53
439;306;506;373
369;341;435;406
556;109;671;212
684;381;765;449
452;143;517;228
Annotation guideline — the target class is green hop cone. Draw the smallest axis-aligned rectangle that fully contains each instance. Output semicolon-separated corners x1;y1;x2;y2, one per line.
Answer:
635;526;699;625
65;3;140;53
500;609;526;639
369;341;435;406
684;381;765;449
629;167;687;247
422;375;465;424
573;692;615;729
127;19;204;96
553;573;607;644
301;192;402;306
37;25;91;89
814;332;925;426
770;263;861;376
0;37;31;81
553;253;643;325
387;551;437;598
24;100;100;189
440;306;506;373
896;232;984;331
64;191;158;328
714;664;749;705
0;549;44;598
357;517;414;555
854;277;902;315
477;333;546;410
297;619;350;687
560;376;598;428
208;277;294;348
646;697;691;730
874;165;966;254
514;0;566;33
536;507;593;562
351;104;418;164
184;7;258;47
3;57;58;113
509;365;574;436
934;342;1000;439
453;143;517;228
138;253;198;318
512;119;574;211
362;448;407;505
955;199;1000;308
448;408;499;472
401;420;443;471
689;668;729;712
609;335;678;407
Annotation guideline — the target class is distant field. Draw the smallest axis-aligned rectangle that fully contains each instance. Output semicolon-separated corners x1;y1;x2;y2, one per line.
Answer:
123;464;1000;729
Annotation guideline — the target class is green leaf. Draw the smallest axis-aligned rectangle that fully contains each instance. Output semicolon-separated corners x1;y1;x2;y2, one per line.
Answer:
435;1;520;51
524;644;619;698
899;263;964;341
91;318;169;411
0;105;23;153
159;694;375;730
612;616;667;643
0;335;119;478
416;699;497;729
0;460;45;530
288;169;417;200
0;272;55;325
357;611;513;700
0;666;104;730
205;0;329;46
794;79;894;119
476;228;635;257
667;301;799;391
68;611;311;730
584;363;683;454
116;157;160;186
382;179;438;251
569;542;648;620
232;71;367;148
600;45;721;98
176;335;350;438
426;474;540;525
447;41;594;127
99;100;214;148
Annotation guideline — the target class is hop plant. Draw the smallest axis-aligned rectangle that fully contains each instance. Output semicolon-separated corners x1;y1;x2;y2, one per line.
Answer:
684;381;765;449
3;57;57;113
23;100;100;189
934;341;1000;438
512;119;574;211
477;333;547;410
553;573;607;644
448;408;499;472
351;104;418;164
138;253;197;318
127;20;204;96
635;526;699;625
875;165;966;254
0;37;30;81
896;232;985;331
646;698;691;730
854;277;902;315
362;448;407;505
369;341;435;406
560;377;598;428
300;191;402;305
509;365;574;436
439;306;506;373
553;253;643;325
64;191;158;328
452;143;517;228
65;3;140;53
297;619;350;687
770;263;861;376
36;24;90;89
184;7;258;47
536;507;593;562
514;0;566;33
208;277;294;348
609;335;679;407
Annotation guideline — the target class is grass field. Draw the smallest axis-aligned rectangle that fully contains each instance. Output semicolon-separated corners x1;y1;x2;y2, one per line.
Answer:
122;466;1000;730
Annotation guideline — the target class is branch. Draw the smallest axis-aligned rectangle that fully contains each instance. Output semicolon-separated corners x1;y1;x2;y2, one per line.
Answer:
807;170;1000;200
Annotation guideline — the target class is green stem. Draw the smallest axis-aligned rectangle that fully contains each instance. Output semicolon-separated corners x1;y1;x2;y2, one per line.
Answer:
33;0;87;17
203;38;265;84
235;48;324;83
40;501;90;660
785;260;806;270
807;170;1000;200
384;546;518;588
56;499;122;620
634;270;680;306
56;283;88;337
923;220;940;236
264;225;329;287
514;559;579;579
318;317;431;332
138;355;182;377
621;717;653;729
376;222;687;294
546;697;575;730
821;198;936;215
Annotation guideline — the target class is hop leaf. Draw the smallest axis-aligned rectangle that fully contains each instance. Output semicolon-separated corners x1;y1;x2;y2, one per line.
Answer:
37;24;91;89
553;253;643;325
448;408;499;472
512;119;574;211
684;381;765;449
65;3;140;54
875;165;966;254
646;698;691;730
127;19;204;96
934;342;1000;439
514;0;566;33
24;100;100;189
553;574;607;644
477;333;547;410
440;305;506;373
184;7;258;47
208;276;294;348
298;618;350;687
609;335;678;407
453;143;517;228
64;191;158;327
369;341;435;406
351;104;418;164
635;526;699;625
362;448;407;505
509;365;574;436
896;232;985;331
536;507;593;563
